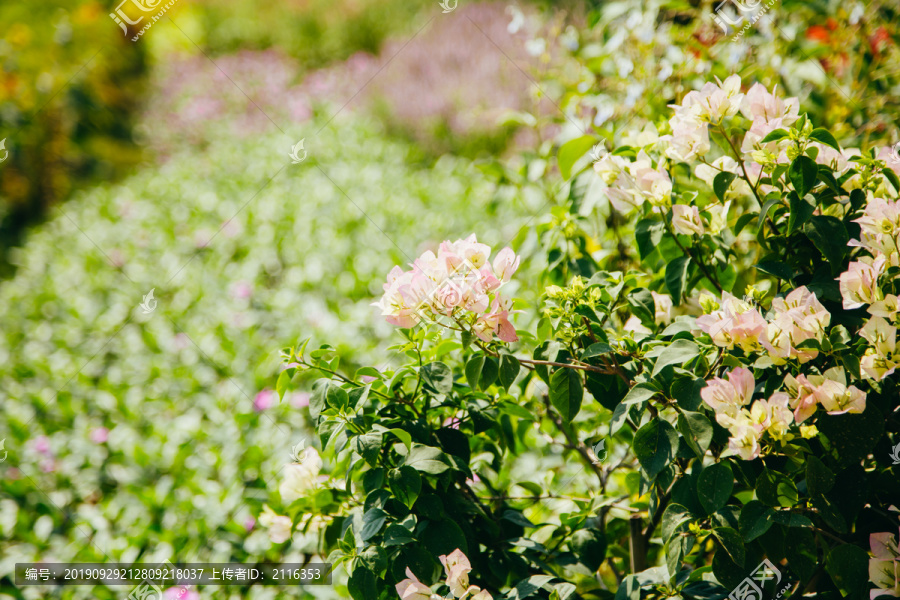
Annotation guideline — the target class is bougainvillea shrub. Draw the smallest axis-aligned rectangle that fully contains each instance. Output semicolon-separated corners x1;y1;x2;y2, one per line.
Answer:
269;77;899;600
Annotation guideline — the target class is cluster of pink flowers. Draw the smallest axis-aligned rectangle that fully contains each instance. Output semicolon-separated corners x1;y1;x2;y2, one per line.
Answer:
701;368;794;460
593;150;672;213
784;368;867;423
839;197;900;381
697;287;830;364
396;549;492;600
664;75;743;161
374;235;520;343
869;526;900;599
701;360;868;460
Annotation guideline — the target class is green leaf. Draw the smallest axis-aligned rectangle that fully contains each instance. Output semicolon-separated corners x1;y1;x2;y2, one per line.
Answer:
652;339;700;376
402;444;451;475
665;256;691;304
661;503;694;541
508;575;555;600
570;528;607;571
388;466;421;509
383;524;415;547
359;546;388;577
712;527;745;567
825;545;869;598
805;456;835;496
423;519;468;556
760;128;790;143
465;355;485;390
804;216;849;273
621;382;658;406
882;167;900;192
550;368;584;423
633;418;678;478
635;219;665;260
757;197;782;230
276;369;293;400
421;361;453;394
358;507;387;542
738;500;775;542
788;191;816;234
499;354;521;390
347;566;377;600
665;534;693;579
677;411;713;457
627;288;656;323
754;260;793;281
771;512;814;528
809;128;840;151
713;172;737;202
816;406;884;469
756;470;799;508
789;155;818;199
388;428;412;452
582;342;613;359
353;430;383;465
310;379;347;420
698;463;734;514
558;135;598;180
502;510;536;528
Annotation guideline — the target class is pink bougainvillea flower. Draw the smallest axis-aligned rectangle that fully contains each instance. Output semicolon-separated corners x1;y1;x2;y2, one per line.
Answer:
373;236;521;343
671;204;705;236
839;257;886;310
395;567;439;600
253;389;276;412
869;529;900;599
701;367;755;415
439;549;473;598
90;427;109;444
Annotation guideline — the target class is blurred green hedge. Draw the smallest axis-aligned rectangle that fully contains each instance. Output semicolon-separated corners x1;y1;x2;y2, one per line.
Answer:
0;1;149;274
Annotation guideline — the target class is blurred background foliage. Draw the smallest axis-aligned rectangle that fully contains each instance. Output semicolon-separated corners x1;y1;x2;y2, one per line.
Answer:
2;0;900;597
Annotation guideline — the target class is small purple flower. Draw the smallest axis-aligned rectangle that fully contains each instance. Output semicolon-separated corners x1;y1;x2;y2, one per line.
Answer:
243;516;256;532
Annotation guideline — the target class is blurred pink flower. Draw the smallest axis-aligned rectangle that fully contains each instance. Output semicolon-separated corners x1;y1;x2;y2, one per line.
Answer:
165;585;200;600
90;428;109;444
33;436;51;455
243;516;256;532
290;392;310;409
230;281;253;300
253;389;277;412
